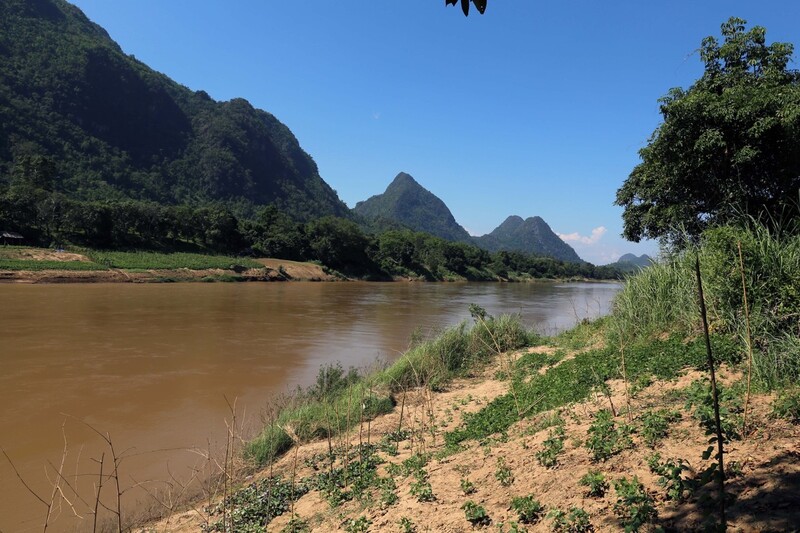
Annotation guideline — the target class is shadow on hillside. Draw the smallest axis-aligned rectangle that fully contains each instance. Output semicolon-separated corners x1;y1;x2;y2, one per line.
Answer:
659;449;800;531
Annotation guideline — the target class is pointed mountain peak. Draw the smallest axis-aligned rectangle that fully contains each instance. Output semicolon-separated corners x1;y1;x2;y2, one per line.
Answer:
390;172;418;186
353;173;471;243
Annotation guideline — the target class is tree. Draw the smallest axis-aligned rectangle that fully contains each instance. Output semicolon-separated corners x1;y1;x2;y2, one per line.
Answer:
615;18;800;245
446;0;487;17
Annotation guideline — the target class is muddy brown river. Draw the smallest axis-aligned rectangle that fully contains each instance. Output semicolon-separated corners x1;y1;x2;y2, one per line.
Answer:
0;281;620;531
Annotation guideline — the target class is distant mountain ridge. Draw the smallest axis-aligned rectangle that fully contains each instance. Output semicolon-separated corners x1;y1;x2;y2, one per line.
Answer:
353;173;583;262
353;172;472;242
474;215;583;263
0;0;349;220
611;253;654;271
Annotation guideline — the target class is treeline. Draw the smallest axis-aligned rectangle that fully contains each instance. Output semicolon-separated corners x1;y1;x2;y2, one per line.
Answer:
0;182;620;281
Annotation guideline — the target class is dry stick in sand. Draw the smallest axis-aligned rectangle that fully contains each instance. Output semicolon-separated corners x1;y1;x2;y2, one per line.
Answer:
695;253;727;529
616;322;633;423
738;241;755;439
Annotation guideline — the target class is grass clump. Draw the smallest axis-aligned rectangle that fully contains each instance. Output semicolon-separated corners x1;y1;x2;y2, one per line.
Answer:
771;387;800;423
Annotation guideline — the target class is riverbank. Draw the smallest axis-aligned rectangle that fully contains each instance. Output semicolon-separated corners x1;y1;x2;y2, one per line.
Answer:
140;318;800;532
0;246;615;284
0;247;337;282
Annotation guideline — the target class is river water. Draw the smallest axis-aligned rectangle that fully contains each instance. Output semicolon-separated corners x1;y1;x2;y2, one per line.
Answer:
0;281;620;531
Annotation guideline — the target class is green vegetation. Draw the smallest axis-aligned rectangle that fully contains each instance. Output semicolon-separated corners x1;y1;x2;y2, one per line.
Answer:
535;426;565;468
473;215;582;263
510;495;544;524
547;507;592;533
247;313;532;465
612;477;657;532
639;409;682;448
462;500;491;527
771;387;800;424
0;258;106;271
87;250;263;270
579;470;608;498
586;410;633;462
616;17;800;244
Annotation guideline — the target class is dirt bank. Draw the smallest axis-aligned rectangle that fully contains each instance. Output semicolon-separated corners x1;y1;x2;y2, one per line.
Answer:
0;256;337;283
141;345;800;532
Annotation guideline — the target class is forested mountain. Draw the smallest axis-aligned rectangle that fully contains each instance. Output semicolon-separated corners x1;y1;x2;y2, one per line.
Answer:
353;172;473;242
0;0;348;220
474;215;583;263
611;253;653;271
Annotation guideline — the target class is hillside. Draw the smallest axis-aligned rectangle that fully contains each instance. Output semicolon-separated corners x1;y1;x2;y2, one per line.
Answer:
353;172;473;242
610;253;654;273
0;0;349;220
475;215;583;263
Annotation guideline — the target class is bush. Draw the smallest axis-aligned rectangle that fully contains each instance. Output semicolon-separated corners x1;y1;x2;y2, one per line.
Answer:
511;495;544;524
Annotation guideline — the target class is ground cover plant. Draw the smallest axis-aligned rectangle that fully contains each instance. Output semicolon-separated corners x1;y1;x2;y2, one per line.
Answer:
0;258;107;270
87;250;264;270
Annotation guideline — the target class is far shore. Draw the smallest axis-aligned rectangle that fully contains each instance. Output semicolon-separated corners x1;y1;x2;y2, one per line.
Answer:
0;247;620;284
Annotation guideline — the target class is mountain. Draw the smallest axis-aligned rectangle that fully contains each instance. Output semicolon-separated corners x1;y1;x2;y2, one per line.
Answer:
353;172;472;242
0;0;349;220
611;253;654;271
474;216;583;263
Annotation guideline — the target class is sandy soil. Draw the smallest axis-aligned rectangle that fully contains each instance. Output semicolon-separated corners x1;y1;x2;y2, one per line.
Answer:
140;345;800;532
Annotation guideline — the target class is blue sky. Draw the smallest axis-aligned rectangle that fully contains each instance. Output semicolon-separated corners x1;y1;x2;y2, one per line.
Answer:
69;1;799;264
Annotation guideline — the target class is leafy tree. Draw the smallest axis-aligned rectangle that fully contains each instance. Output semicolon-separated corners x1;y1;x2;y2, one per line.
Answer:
615;18;800;245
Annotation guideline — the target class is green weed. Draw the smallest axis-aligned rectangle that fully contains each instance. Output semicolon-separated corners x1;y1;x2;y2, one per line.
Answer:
462;500;491;527
579;470;608;498
612;477;657;532
510;495;544;524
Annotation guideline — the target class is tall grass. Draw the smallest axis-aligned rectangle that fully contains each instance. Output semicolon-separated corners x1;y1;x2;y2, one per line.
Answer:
610;222;800;389
246;314;533;466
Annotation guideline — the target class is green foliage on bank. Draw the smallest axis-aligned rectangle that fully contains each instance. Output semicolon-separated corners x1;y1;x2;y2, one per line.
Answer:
86;251;263;270
246;313;534;466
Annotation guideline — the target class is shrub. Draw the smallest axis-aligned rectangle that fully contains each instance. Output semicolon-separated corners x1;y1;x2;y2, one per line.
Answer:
613;477;657;532
772;387;800;423
579;470;608;498
511;495;544;524
585;410;633;462
462;500;491;527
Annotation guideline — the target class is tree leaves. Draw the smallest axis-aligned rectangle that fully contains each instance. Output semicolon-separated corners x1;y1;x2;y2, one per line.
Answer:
615;17;800;245
445;0;487;16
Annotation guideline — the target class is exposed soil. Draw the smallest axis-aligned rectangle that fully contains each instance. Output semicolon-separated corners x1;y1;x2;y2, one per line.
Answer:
141;346;800;532
0;250;336;283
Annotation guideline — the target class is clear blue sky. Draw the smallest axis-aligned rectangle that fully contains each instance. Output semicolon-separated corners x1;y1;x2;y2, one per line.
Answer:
69;0;799;264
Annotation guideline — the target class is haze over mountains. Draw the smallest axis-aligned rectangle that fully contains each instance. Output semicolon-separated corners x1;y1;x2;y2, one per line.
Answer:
354;173;583;262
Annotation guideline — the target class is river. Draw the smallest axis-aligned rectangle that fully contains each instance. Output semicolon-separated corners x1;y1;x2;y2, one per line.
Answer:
0;281;620;531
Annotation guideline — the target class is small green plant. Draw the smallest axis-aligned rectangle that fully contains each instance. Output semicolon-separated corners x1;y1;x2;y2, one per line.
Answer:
548;507;592;532
409;470;435;502
639;408;682;448
495;457;515;487
462;500;491;527
771;387;800;424
613;477;657;532
647;453;693;502
536;426;565;468
280;516;310;533
684;379;743;441
579;470;608;498
461;477;477;495
344;516;372;533
398;516;417;533
510;495;544;524
379;476;398;507
586;409;633;462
